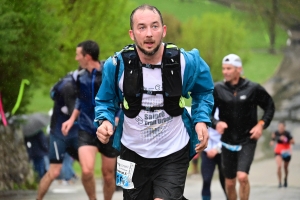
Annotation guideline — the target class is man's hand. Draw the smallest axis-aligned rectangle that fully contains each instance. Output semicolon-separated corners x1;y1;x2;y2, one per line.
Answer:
279;135;288;143
206;149;218;159
61;119;74;136
216;121;228;134
249;123;263;140
96;120;114;144
195;122;209;153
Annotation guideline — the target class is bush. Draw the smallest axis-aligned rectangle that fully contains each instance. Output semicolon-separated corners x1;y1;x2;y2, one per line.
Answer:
162;13;182;44
178;13;248;81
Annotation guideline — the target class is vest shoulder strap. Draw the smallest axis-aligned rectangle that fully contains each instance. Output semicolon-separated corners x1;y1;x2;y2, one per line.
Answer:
113;43;180;101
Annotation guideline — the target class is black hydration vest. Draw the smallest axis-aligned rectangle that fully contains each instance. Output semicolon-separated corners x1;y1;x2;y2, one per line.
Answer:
119;43;185;118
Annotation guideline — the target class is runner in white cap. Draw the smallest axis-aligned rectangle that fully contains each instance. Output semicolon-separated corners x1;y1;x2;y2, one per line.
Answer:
211;53;275;200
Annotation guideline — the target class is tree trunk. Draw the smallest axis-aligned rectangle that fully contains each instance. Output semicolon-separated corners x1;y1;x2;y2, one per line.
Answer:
268;0;279;54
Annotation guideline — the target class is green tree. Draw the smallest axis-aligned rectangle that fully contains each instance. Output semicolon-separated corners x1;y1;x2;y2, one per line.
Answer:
179;13;247;81
42;0;135;86
0;0;61;115
211;0;300;53
0;0;136;115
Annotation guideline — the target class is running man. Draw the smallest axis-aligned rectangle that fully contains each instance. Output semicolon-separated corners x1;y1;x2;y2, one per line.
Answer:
62;40;119;200
94;4;214;200
212;54;275;200
36;69;80;200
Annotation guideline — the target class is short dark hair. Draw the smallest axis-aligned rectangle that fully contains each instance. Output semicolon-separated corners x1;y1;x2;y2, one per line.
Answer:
278;120;286;126
77;40;99;61
130;4;164;30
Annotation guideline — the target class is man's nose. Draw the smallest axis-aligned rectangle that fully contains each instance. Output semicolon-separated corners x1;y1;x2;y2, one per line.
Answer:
146;27;152;37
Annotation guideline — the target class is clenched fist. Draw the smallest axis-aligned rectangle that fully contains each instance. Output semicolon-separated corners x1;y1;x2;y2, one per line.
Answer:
96;120;114;144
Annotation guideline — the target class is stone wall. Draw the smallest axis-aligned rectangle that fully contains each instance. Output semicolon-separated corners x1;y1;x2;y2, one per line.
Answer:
0;125;35;191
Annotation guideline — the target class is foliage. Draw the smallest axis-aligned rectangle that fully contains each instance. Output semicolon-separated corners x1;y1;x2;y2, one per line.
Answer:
210;0;300;52
162;13;182;44
0;0;61;115
0;0;136;115
42;0;135;87
178;13;247;81
220;0;300;28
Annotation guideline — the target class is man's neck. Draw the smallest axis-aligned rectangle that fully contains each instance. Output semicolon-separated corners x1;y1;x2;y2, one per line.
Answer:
137;43;164;64
229;77;241;86
86;61;100;73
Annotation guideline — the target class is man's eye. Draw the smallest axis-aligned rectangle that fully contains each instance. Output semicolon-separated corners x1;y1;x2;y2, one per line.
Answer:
139;26;145;30
152;25;158;29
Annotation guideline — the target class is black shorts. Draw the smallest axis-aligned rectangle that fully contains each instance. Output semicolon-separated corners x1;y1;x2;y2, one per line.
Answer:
78;130;119;158
48;134;79;164
221;141;257;179
275;153;292;162
121;142;190;200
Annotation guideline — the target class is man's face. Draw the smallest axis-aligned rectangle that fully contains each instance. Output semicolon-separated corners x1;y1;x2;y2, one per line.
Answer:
75;47;88;68
222;64;241;83
278;123;285;133
129;9;166;56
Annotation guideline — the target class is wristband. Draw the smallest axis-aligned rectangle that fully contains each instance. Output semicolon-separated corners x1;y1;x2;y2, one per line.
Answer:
258;120;265;126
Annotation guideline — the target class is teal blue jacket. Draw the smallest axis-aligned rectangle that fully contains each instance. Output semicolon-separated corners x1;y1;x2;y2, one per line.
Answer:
94;48;214;159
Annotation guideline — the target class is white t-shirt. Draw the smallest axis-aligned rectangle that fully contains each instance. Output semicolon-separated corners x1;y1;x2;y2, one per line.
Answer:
119;54;189;158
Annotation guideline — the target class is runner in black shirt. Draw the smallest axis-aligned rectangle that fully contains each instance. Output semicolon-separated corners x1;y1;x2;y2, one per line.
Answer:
212;54;275;200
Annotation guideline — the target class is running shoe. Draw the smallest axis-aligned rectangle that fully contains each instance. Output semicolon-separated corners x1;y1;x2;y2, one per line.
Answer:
284;178;288;187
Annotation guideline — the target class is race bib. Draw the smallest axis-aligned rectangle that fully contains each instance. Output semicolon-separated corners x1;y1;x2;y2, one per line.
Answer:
116;156;135;189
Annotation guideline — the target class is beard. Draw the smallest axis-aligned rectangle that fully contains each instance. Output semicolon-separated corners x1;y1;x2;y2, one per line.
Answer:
135;38;162;56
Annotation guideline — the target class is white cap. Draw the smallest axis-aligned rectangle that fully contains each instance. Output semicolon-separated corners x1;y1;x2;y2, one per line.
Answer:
222;54;242;67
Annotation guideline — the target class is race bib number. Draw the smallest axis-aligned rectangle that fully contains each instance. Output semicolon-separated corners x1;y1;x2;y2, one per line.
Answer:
116;156;135;189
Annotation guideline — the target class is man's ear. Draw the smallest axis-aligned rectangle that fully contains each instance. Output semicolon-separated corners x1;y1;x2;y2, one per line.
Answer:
85;54;92;61
162;25;167;38
237;67;243;74
129;30;134;41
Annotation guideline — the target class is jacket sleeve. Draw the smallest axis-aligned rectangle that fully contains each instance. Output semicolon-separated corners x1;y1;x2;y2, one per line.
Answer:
255;84;275;129
94;56;119;127
182;49;214;127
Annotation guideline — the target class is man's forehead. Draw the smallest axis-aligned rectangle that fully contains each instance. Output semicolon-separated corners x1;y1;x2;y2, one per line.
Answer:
222;64;235;68
133;9;160;22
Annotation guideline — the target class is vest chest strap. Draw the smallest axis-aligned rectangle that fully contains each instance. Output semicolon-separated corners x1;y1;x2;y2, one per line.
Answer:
141;89;163;95
141;63;162;69
141;106;163;112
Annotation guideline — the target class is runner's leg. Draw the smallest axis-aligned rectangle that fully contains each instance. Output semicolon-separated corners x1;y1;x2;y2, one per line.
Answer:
275;155;282;187
101;154;117;200
225;178;237;200
283;159;290;187
36;163;63;199
36;135;66;199
201;151;216;199
79;145;98;200
237;171;249;200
